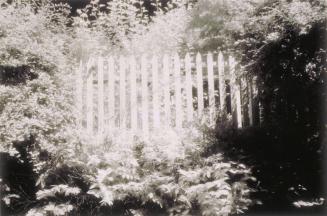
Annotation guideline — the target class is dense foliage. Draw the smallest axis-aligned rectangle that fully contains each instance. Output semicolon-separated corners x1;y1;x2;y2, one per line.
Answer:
188;0;326;212
72;0;193;56
0;1;82;214
1;0;326;215
23;127;256;215
0;1;258;215
188;0;327;150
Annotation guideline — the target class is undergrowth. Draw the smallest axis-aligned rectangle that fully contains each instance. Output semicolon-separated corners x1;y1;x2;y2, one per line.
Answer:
23;121;258;216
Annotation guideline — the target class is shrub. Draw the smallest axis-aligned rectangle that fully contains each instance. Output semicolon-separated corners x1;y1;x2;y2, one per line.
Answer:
36;126;256;216
0;1;82;214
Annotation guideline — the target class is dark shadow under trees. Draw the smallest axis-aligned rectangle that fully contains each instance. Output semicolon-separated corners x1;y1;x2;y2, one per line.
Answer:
214;18;327;216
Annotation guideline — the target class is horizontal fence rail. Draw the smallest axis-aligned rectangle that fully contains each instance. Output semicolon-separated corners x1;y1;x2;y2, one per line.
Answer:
75;52;259;136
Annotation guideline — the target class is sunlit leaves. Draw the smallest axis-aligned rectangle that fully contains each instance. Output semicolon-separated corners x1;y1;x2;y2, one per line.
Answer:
26;203;74;216
80;128;255;215
36;184;81;200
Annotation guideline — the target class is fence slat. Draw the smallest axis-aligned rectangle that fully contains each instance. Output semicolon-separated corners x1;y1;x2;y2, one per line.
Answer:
76;60;83;127
119;56;126;129
248;78;254;126
229;55;236;124
130;56;138;131
207;52;215;123
152;55;160;128
141;55;149;135
163;54;171;126
236;80;242;128
108;56;115;129
229;56;242;128
196;52;204;117
98;57;104;136
86;58;94;134
218;51;225;110
174;53;182;128
185;53;193;122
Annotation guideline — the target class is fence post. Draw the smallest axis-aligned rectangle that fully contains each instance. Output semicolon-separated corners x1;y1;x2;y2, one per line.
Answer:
207;52;215;124
237;77;244;128
108;56;115;130
152;55;160;129
185;53;193;122
141;55;149;136
98;57;104;136
86;58;94;134
174;53;182;128
218;51;225;111
76;60;83;128
229;55;242;128
119;56;126;129
196;52;204;117
130;56;138;131
163;54;171;126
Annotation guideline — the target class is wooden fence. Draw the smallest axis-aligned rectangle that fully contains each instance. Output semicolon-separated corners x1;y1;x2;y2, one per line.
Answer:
75;52;259;136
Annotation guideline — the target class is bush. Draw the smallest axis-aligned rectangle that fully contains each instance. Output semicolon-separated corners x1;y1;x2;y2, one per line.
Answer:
22;125;257;216
0;1;82;214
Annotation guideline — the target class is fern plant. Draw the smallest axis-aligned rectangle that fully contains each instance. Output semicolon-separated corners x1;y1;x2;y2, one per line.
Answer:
78;127;257;216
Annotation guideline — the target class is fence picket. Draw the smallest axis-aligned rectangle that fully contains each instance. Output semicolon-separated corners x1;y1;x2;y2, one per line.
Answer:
141;55;149;135
119;56;126;128
163;54;171;126
174;53;182;128
152;55;160;128
248;78;254;126
218;52;225;110
86;58;94;134
207;52;215;123
98;57;104;135
108;56;115;129
229;56;242;128
185;53;193;122
130;56;138;131
196;53;204;117
236;80;242;128
76;60;83;127
229;56;236;125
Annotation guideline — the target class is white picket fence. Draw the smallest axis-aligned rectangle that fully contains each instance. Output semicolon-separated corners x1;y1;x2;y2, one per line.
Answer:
75;52;257;136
